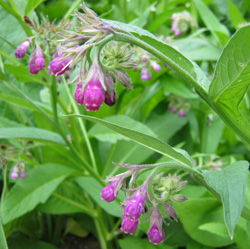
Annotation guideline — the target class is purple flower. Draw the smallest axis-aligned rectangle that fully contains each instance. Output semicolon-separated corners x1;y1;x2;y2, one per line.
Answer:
29;59;39;75
172;107;177;114
74;83;84;105
141;67;152;82
11;166;19;180
141;54;148;63
121;215;139;234
178;109;186;117
48;54;71;76
150;61;161;72
123;189;146;221
15;41;29;59
168;105;173;110
148;223;165;245
83;74;104;112
35;49;45;70
20;171;27;179
101;181;118;203
104;92;116;107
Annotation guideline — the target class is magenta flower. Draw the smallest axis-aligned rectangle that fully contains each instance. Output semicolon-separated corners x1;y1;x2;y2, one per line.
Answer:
35;49;45;70
148;223;165;245
178;109;186;117
48;54;71;76
150;61;161;73
15;41;30;59
83;74;104;112
141;67;152;82
104;92;116;107
123;189;146;221
29;59;39;75
11;167;19;180
74;83;84;105
121;215;139;234
101;181;118;203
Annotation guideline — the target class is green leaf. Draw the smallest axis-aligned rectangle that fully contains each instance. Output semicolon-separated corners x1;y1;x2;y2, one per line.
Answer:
174;198;232;247
0;117;24;128
208;24;250;145
75;177;123;217
202;161;249;238
67;114;194;167
2;164;75;224
193;0;229;45
199;222;229;237
201;116;224;154
25;0;45;16
228;0;246;29
0;127;66;146
64;218;89;238
88;115;156;144
0;216;8;249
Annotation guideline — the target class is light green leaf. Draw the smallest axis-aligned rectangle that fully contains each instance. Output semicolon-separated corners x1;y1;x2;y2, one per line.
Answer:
0;117;24;128
193;0;229;45
25;0;45;16
75;177;123;217
228;0;246;29
202;161;249;238
88;115;156;144
209;24;250;145
175;198;232;247
2;164;75;224
0;216;8;249
67;114;194;167
0;127;66;146
199;222;229;237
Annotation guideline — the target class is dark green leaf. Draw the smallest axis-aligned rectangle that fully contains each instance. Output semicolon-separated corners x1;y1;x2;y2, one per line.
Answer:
202;161;249;238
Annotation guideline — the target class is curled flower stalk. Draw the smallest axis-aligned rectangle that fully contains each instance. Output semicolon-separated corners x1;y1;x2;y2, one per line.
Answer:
100;162;190;244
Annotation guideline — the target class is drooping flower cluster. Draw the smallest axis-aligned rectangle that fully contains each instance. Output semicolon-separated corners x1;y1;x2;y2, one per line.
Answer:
11;161;27;180
101;163;188;245
171;11;198;37
168;95;190;117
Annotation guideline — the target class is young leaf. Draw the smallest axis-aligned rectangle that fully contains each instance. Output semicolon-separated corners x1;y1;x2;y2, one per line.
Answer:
66;114;194;167
208;24;250;145
2;164;76;224
202;161;249;238
0;127;66;146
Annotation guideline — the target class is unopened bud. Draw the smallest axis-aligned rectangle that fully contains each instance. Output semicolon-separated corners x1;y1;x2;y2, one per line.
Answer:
15;41;30;59
172;194;188;202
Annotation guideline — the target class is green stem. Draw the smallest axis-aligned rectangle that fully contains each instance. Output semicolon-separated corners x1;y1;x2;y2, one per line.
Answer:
107;218;122;241
102;143;117;178
64;0;83;21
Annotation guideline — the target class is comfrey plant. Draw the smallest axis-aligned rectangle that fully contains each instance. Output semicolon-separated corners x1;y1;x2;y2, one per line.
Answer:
101;163;187;244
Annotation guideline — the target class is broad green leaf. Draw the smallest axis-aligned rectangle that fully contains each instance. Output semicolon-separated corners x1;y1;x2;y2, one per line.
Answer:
25;0;45;16
75;177;123;217
234;217;250;249
199;222;229;237
174;198;232;247
202;161;249;238
88;115;156;144
0;117;24;128
228;0;246;29
68;114;194;167
2;164;75;224
208;24;250;145
201;116;224;154
119;236;174;249
0;216;8;249
38;182;90;215
0;127;66;146
172;38;221;61
193;0;229;45
5;64;46;85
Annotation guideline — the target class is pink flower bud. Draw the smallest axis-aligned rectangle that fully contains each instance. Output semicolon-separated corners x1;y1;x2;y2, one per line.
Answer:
178;109;186;117
123;189;146;221
35;50;45;70
83;74;104;112
74;83;84;105
121;215;139;234
48;55;71;76
148;223;165;245
20;172;27;179
150;61;161;72
29;59;39;75
15;41;29;59
104;92;116;107
11;167;19;180
141;55;149;63
141;67;152;82
101;181;117;203
168;105;173;110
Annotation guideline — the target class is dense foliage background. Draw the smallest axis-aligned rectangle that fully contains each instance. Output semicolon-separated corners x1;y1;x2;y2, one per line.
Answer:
1;0;250;249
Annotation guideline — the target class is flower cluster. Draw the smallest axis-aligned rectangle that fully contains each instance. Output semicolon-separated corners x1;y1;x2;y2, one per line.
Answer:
171;11;197;37
11;160;27;180
101;163;188;245
168;95;190;117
